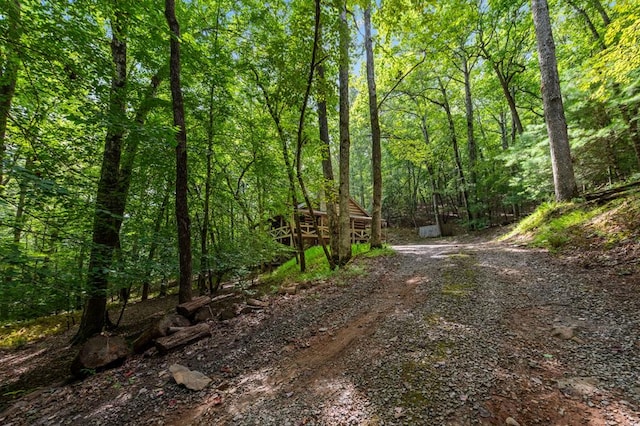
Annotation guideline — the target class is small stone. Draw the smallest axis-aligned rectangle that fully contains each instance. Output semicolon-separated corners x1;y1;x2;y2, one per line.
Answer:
551;325;575;340
506;417;521;426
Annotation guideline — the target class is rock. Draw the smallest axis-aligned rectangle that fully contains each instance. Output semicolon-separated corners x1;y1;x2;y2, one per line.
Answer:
279;285;298;295
71;334;129;377
193;306;215;323
219;307;237;320
551;325;575;340
506;417;521;426
169;364;211;391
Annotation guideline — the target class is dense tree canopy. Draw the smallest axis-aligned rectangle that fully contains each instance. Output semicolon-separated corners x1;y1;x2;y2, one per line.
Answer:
1;0;638;331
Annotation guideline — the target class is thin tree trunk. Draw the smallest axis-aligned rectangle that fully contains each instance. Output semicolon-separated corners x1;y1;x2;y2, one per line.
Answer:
141;184;170;301
438;78;472;223
13;156;33;244
462;54;478;225
199;7;221;294
531;0;578;201
338;2;352;265
317;62;340;264
567;0;606;50
165;0;193;304
421;117;441;233
590;0;610;26
0;0;21;192
74;10;128;344
254;72;307;272
295;0;335;270
480;42;524;136
364;3;383;249
199;84;214;295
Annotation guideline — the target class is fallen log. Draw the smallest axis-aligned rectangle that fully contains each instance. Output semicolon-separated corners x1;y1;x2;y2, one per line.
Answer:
176;296;212;318
133;313;191;354
210;293;236;303
247;298;269;308
155;323;211;354
585;180;640;203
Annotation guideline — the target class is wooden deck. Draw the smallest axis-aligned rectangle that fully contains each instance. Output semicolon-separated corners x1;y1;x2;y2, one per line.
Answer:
270;199;375;247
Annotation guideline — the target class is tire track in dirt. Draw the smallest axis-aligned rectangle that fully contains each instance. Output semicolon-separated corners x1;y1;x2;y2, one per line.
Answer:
173;245;442;425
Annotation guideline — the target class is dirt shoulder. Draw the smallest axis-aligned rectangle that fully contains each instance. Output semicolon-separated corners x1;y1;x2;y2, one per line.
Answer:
1;234;640;425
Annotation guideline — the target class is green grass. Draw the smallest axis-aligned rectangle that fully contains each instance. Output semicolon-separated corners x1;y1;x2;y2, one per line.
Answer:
503;193;640;251
264;243;394;289
0;311;80;349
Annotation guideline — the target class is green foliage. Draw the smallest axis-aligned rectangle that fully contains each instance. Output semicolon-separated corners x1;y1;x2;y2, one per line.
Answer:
265;243;393;289
504;191;640;251
0;311;80;349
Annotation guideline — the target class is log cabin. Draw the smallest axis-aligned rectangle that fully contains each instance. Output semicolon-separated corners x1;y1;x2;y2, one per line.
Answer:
270;198;380;248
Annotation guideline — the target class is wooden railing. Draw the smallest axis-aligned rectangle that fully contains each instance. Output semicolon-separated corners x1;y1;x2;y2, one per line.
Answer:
270;220;371;245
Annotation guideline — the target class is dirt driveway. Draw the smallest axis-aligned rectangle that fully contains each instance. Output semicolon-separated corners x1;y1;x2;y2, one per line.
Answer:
2;236;639;425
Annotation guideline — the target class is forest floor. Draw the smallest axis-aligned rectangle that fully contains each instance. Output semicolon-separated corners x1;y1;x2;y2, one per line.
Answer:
1;227;640;425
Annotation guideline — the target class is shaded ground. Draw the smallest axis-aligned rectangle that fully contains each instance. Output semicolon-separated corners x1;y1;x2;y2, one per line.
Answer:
1;230;639;425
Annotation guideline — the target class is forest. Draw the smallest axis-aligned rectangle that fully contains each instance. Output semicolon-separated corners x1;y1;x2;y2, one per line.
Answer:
0;0;639;339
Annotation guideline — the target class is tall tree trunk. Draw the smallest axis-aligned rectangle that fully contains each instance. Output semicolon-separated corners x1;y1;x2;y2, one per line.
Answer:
462;53;478;225
0;0;21;193
338;2;352;266
165;0;193;303
199;84;215;295
74;10;128;344
531;0;578;201
198;6;221;295
364;3;383;249
438;78;472;223
620;103;640;169
253;71;306;272
317;62;340;264
497;67;524;136
420;118;441;233
295;0;335;270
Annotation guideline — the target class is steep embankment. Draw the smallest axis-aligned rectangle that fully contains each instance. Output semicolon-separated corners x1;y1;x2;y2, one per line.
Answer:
504;190;640;275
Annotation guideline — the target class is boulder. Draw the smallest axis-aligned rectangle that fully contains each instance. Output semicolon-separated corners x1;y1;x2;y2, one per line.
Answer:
169;364;211;391
71;334;129;377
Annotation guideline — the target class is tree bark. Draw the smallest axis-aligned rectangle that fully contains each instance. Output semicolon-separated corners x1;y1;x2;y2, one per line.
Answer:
0;0;21;193
317;62;340;264
438;78;472;223
199;83;215;295
364;3;383;249
176;295;212;318
462;53;478;225
74;10;128;343
155;322;211;354
590;0;610;26
531;0;578;201
165;0;193;303
338;2;352;265
295;0;335;270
